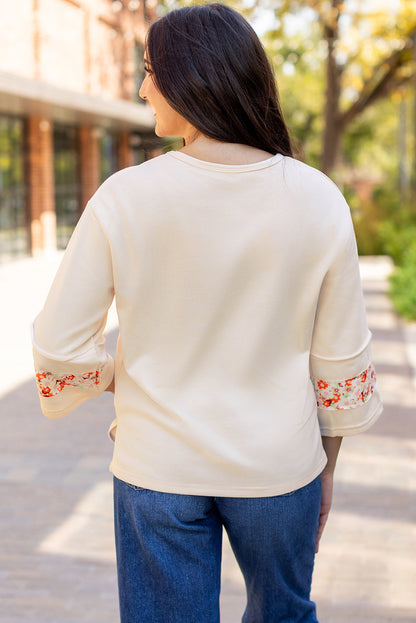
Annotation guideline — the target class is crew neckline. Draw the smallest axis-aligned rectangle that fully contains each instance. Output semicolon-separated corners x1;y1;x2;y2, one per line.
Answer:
167;150;284;172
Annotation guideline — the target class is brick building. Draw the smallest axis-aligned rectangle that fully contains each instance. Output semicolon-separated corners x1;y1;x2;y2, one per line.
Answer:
0;0;159;262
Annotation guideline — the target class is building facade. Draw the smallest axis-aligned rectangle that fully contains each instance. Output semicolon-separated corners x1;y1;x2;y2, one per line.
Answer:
0;0;159;262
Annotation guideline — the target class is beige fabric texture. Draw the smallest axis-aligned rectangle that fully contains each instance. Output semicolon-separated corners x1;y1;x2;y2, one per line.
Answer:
33;152;382;496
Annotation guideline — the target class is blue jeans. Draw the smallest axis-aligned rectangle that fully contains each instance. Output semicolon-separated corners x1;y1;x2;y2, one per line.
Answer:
113;475;321;623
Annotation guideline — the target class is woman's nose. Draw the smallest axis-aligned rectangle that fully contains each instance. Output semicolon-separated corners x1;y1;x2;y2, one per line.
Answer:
139;77;146;101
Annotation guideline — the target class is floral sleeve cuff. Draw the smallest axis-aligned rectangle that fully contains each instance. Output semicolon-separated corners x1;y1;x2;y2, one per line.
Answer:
311;361;382;437
33;357;114;418
312;363;376;410
32;322;115;418
36;367;106;398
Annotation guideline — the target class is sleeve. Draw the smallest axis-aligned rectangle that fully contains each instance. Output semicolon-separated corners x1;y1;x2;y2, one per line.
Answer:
310;220;383;437
32;202;115;418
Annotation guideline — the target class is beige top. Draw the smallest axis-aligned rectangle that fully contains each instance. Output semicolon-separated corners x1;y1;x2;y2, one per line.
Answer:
32;151;382;496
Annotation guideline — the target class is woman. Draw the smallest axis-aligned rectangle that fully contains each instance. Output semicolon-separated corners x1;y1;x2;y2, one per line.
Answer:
32;4;382;622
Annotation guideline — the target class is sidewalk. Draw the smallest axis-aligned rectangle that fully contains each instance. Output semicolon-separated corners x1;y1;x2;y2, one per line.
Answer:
1;255;415;622
312;257;416;622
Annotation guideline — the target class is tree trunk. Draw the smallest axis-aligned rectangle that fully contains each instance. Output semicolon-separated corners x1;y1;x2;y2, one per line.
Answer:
321;1;343;175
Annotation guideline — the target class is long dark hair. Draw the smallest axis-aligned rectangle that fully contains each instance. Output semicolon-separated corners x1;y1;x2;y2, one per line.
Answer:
146;3;293;157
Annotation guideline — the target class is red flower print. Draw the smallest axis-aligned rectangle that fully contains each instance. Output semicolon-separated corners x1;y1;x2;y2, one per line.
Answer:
313;363;376;410
35;367;104;397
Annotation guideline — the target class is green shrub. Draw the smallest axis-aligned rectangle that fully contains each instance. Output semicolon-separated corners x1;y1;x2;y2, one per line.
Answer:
389;243;416;321
348;192;386;256
374;200;416;320
377;220;416;266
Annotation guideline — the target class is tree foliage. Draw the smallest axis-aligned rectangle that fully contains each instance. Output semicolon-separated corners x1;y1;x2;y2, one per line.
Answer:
159;0;416;173
255;0;416;172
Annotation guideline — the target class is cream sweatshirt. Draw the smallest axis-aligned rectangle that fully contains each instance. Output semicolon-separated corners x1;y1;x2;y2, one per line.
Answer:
32;151;382;496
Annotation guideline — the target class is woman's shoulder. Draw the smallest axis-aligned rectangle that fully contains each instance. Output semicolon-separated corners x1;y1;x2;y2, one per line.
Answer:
281;157;350;216
277;157;354;247
101;152;172;188
87;153;174;211
280;156;344;197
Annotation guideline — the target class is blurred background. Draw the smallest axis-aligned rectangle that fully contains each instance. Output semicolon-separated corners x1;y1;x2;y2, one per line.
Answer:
0;1;416;622
1;0;416;318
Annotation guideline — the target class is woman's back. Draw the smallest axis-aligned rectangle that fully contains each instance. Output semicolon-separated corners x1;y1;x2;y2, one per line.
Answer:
33;149;378;496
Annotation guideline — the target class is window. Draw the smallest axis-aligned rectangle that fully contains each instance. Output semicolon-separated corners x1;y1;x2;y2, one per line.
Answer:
0;116;28;262
54;124;81;250
99;131;119;183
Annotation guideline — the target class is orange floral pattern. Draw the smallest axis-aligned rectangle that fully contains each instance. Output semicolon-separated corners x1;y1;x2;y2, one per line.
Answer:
312;363;376;410
36;367;104;398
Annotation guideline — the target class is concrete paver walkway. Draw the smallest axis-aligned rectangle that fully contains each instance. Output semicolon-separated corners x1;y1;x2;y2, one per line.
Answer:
312;257;416;622
0;254;415;622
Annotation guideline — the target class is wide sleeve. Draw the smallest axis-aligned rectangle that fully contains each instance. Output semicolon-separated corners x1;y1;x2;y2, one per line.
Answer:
32;202;115;418
310;221;383;437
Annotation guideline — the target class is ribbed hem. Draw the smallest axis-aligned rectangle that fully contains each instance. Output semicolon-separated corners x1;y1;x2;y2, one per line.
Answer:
109;454;328;498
